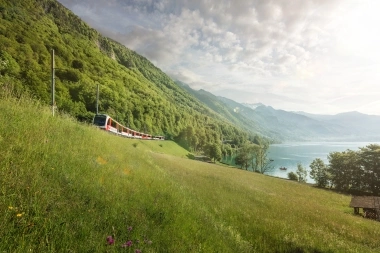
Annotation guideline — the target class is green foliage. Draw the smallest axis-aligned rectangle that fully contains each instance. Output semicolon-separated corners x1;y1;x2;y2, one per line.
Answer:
55;68;80;82
1;93;380;252
327;145;380;194
235;143;254;170
0;50;20;76
359;144;380;194
296;163;307;183
0;0;252;153
207;142;222;162
252;142;273;174
234;140;272;174
288;171;298;181
309;158;329;188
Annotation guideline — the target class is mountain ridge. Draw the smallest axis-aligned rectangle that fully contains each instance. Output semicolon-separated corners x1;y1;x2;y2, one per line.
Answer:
179;85;380;142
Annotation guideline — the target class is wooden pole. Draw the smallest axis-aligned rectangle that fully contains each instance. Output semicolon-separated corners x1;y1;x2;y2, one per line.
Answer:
51;49;55;116
96;83;99;114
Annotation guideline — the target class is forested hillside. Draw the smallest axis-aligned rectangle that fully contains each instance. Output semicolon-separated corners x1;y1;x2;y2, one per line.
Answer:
177;81;264;135
0;0;253;151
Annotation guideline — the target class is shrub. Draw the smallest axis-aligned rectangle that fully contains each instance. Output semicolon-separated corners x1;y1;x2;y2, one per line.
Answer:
288;171;298;181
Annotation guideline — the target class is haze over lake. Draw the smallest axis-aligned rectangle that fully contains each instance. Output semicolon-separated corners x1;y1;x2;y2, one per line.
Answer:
267;142;379;181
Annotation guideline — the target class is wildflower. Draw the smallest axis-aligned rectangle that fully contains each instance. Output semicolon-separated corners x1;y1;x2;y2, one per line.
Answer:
16;213;23;217
8;206;13;210
122;240;133;247
106;236;115;245
135;249;142;253
128;226;133;231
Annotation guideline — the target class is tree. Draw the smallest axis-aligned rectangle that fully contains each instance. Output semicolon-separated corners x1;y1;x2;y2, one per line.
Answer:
235;143;254;170
252;142;273;174
342;150;362;191
0;51;20;76
327;145;380;194
328;151;348;190
359;144;380;195
207;142;222;163
288;172;298;181
309;158;329;187
296;163;307;183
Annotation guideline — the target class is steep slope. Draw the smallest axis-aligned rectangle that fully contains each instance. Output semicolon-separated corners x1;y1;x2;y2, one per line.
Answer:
250;105;341;141
2;93;380;252
177;81;262;135
0;0;250;144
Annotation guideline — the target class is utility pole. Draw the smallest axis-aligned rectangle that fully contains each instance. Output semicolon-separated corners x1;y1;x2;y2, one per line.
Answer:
51;49;55;116
96;83;99;114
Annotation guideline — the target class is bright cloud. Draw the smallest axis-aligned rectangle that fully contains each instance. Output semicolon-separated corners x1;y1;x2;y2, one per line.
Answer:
58;0;380;115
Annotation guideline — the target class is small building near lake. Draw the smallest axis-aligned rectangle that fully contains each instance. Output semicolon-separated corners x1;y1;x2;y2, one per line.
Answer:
349;196;380;221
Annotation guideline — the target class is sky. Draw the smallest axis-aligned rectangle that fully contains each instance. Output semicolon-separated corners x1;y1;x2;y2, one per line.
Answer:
57;0;380;115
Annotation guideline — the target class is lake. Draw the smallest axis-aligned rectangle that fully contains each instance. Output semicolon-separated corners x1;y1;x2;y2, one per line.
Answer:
266;142;378;181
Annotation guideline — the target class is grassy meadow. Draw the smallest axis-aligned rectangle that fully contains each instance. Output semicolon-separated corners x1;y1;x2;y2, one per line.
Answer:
1;91;380;252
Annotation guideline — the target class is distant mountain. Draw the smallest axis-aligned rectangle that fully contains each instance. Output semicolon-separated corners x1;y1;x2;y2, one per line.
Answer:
241;103;265;110
236;105;380;141
176;81;264;135
220;99;336;141
176;82;380;141
297;111;380;137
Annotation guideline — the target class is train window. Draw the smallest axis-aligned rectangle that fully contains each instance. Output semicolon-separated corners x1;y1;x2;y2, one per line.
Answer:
93;115;107;126
111;121;117;128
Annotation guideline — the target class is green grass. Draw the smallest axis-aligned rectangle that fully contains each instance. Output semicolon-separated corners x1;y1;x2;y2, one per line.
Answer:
1;91;380;252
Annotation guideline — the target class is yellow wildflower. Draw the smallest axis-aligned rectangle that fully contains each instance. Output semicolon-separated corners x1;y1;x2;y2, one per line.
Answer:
96;156;107;165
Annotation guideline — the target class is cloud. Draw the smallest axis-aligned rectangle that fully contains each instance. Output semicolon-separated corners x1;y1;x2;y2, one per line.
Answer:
62;0;339;72
57;0;380;115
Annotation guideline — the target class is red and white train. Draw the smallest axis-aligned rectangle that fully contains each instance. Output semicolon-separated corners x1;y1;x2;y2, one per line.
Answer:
93;114;164;140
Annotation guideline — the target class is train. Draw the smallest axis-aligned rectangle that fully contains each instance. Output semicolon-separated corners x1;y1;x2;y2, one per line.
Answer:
93;114;164;140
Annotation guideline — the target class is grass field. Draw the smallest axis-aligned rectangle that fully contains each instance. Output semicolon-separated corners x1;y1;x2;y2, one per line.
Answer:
1;89;380;252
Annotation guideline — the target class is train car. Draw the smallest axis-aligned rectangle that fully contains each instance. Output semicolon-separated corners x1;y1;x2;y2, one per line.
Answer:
93;114;118;134
92;114;164;140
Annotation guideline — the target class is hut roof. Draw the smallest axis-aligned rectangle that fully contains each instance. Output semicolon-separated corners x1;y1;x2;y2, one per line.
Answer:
349;196;380;209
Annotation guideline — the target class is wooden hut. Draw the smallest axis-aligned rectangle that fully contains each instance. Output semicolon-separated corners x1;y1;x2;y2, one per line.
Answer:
349;196;380;220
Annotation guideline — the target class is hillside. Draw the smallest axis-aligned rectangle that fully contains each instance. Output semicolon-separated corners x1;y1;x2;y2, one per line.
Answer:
175;78;380;142
1;88;380;252
216;96;380;141
245;105;380;141
0;0;250;147
177;81;264;135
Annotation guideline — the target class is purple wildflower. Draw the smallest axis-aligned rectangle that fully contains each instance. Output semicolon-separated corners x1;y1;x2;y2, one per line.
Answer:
106;236;115;245
128;226;133;231
122;240;133;247
135;249;142;253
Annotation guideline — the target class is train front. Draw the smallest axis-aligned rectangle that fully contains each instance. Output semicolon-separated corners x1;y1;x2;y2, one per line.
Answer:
93;114;108;130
